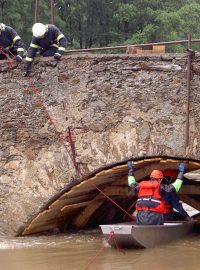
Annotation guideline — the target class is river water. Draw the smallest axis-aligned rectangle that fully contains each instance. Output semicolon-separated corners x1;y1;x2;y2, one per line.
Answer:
0;229;200;270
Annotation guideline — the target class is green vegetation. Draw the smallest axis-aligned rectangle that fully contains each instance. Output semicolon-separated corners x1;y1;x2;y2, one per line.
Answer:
1;0;200;51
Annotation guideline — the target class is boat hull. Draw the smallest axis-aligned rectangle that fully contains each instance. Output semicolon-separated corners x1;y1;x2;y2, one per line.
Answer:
100;221;194;248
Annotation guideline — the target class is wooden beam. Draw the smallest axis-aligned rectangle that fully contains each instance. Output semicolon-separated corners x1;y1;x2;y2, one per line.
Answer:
35;0;40;23
51;0;55;24
22;208;79;235
72;193;106;228
178;185;200;195
61;201;90;213
49;193;98;209
99;185;128;196
184;169;200;180
179;195;200;211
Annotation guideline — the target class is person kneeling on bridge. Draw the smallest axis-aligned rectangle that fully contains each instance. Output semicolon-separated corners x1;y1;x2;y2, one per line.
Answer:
127;161;190;225
23;23;67;76
0;23;26;62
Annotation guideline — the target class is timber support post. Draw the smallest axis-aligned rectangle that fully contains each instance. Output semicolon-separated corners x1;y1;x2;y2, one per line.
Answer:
185;34;193;154
35;0;40;23
51;0;55;24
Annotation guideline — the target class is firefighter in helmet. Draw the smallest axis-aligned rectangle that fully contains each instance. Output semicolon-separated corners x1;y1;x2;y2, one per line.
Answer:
127;162;190;225
0;23;26;62
23;22;67;76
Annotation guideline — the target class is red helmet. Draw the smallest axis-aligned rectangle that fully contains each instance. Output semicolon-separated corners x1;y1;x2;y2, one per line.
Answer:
150;170;163;179
164;169;177;180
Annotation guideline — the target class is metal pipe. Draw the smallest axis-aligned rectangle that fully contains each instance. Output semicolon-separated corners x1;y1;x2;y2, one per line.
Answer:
51;0;55;24
186;34;192;153
65;38;200;53
35;0;40;23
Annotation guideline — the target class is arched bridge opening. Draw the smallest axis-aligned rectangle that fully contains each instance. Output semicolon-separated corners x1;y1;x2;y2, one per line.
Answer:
20;157;200;236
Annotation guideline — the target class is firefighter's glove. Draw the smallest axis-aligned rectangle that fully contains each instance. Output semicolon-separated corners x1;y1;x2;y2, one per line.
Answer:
16;55;22;63
127;161;134;176
54;52;62;60
178;163;185;173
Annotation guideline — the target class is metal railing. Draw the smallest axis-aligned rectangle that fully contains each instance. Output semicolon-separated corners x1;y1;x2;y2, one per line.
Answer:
64;39;200;54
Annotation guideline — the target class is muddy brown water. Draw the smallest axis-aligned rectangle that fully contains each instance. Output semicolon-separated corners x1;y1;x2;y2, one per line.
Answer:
0;229;200;270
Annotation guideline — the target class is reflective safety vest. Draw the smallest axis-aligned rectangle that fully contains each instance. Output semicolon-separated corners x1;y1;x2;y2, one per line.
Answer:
136;180;172;214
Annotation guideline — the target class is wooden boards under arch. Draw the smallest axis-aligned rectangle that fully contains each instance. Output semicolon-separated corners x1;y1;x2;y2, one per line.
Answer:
21;157;200;236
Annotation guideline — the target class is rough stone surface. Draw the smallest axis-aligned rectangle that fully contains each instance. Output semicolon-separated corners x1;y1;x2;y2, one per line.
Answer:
0;54;200;235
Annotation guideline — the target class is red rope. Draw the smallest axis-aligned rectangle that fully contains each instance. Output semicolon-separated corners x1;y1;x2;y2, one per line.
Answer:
110;231;126;254
0;47;13;69
87;180;135;221
4;52;135;220
83;231;125;270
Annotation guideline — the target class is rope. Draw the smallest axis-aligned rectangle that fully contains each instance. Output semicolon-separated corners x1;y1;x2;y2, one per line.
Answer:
4;50;135;220
83;230;125;270
0;47;13;69
109;230;126;254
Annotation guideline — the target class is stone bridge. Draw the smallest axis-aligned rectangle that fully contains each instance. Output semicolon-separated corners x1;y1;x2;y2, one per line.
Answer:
0;53;200;236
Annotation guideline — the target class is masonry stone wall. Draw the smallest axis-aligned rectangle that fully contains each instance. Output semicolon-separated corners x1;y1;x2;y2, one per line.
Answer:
0;54;200;235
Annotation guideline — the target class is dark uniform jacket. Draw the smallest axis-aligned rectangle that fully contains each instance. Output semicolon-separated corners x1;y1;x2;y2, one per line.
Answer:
161;190;188;218
0;25;25;57
25;24;67;64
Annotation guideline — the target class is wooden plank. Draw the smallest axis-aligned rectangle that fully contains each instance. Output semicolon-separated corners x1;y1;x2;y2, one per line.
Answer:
67;177;117;196
98;185;128;196
23;224;59;235
72;196;105;228
22;158;200;236
178;185;200;195
49;193;97;209
110;158;162;173
22;209;79;235
61;201;89;212
184;169;200;180
108;175;127;185
179;195;200;211
188;161;200;167
134;162;161;180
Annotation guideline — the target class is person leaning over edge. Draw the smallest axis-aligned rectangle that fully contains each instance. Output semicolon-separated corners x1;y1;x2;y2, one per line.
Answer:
23;22;67;76
162;169;191;222
127;161;187;225
0;23;26;62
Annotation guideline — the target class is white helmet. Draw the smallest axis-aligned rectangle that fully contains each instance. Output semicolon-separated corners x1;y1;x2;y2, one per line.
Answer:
32;23;46;38
0;23;6;32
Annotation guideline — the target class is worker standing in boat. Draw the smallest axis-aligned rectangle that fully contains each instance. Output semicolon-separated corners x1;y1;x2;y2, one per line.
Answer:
162;169;190;221
127;161;188;225
0;23;26;62
23;23;67;76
